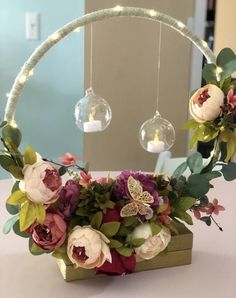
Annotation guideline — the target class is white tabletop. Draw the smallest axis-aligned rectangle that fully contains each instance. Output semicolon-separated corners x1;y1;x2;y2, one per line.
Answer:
0;172;236;298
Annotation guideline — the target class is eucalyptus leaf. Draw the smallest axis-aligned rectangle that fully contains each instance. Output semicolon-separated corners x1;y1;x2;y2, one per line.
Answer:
221;162;236;181
24;146;37;165
13;220;30;238
221;58;236;79
0;155;16;172
2;214;19;234
172;161;187;179
187;152;203;174
217;48;236;67
186;174;210;197
202;63;217;82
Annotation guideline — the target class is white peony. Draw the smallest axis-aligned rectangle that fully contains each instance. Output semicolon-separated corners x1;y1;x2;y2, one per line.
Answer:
189;84;224;123
132;223;171;260
19;158;62;204
67;226;112;269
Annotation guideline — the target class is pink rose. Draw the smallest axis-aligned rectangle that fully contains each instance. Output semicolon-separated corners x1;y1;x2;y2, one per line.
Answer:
189;84;225;123
67;226;111;269
20;159;62;204
32;213;66;250
58;152;80;166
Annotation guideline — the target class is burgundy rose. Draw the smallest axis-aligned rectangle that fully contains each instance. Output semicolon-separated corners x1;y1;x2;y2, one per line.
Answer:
58;180;81;219
96;249;136;275
102;206;121;223
32;213;66;250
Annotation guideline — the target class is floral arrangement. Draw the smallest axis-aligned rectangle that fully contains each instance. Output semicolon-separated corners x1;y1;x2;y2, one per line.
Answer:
1;47;236;276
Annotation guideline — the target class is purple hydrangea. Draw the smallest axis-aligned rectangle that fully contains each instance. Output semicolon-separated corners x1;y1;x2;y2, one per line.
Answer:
58;180;81;219
115;170;160;206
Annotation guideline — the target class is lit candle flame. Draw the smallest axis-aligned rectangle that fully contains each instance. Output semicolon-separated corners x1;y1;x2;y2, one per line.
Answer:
154;129;159;144
89;108;95;122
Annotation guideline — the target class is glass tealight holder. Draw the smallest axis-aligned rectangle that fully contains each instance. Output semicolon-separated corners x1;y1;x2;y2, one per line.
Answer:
139;111;175;153
74;87;112;133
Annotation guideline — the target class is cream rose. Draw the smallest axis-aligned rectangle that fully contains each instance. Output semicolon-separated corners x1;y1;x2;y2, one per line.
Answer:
132;223;171;260
189;84;224;123
67;226;112;269
19;159;62;204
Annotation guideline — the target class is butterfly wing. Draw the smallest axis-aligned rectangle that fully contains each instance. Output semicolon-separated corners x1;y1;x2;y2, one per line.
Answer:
127;176;142;200
137;191;154;204
120;202;138;217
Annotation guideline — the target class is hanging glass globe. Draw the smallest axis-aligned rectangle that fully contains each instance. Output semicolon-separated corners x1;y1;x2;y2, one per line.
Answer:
74;87;112;133
139;111;175;153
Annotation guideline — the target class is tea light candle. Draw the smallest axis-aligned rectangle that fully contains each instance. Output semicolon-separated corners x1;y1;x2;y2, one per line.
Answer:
83;120;102;132
147;140;165;153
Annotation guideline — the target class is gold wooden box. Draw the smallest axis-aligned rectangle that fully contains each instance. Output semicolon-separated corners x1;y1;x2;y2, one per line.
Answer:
57;223;193;282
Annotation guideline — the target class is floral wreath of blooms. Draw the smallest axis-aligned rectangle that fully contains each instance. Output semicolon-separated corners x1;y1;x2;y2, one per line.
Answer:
1;48;236;276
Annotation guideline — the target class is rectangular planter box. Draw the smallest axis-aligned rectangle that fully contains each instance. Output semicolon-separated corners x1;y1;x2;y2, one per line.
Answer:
57;222;193;282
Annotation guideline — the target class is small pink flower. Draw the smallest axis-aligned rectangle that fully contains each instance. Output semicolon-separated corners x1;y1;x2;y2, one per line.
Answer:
79;171;92;186
193;206;207;219
58;152;80;166
227;89;236;108
206;198;225;215
96;177;113;185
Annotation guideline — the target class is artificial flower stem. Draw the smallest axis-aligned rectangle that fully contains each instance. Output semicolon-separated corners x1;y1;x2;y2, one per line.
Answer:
210;215;223;232
42;158;88;174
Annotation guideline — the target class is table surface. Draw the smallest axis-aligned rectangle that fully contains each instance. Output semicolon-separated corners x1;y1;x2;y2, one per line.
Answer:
0;172;236;298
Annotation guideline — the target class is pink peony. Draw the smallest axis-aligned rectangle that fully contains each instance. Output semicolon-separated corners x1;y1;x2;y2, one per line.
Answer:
58;152;80;166
96;249;136;275
32;213;66;250
20;159;62;204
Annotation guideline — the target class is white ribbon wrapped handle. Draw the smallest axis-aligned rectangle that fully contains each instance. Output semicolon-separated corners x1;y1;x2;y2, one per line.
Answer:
4;6;216;124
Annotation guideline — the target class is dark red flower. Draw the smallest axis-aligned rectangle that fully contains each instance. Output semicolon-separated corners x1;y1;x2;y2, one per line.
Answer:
95;249;136;275
102;206;121;223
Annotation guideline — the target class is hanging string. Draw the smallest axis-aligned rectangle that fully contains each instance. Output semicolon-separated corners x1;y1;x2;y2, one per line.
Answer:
89;23;93;88
156;22;162;112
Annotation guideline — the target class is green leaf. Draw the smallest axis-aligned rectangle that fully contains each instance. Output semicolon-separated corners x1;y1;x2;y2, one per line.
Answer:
100;221;121;238
116;246;133;257
221;162;236;181
200;216;211;226
187;152;203;174
182;119;199;130
7;190;28;206
35;203;46;224
217;48;236;67
150;222;162;236
156;204;168;214
52;244;68;260
6;203;19;215
0;120;8;128
131;238;145;247
202;171;222;180
24;146;37;165
2;124;22;147
221;58;236;79
59;166;67;176
202;63;217;83
123;216;139;227
177;197;196;211
29;238;46;255
186;174;210;197
11;181;20;193
13;220;30;238
109;239;123;248
219;129;236;161
2;214;19;234
8;165;24;179
172;161;187;179
167;221;179;235
91;211;103;229
0;155;16;172
19;200;36;231
219;141;227;162
173;210;193;225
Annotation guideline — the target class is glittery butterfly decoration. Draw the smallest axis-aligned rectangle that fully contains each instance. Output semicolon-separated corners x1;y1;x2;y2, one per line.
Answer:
120;176;154;217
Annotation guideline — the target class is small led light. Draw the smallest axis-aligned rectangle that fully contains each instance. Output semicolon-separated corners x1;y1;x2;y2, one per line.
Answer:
113;5;123;12
50;32;61;41
149;9;157;17
73;27;81;33
202;40;208;48
177;21;185;29
216;66;223;74
18;74;27;84
29;69;34;76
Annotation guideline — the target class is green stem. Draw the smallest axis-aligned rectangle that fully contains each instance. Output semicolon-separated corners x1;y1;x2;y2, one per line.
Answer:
42;158;88;174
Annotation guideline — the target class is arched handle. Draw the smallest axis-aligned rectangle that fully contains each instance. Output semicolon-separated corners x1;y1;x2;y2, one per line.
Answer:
4;6;216;124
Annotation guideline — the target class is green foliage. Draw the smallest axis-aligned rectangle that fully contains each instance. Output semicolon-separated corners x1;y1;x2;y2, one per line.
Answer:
91;211;103;229
24;146;37;165
2;214;19;234
7;190;28;206
216;48;236;67
202;63;217;82
109;239;123;248
2;124;22;148
150;222;162;236
200;216;211;226
220;162;236;181
187;152;203;174
100;221;120;238
131;238;145;247
8;165;24;179
52;244;69;262
221;59;236;80
29;237;46;255
116;246;133;257
59;166;67;176
186;174;210;198
219;129;236;161
172;161;187;179
13;220;30;238
6;203;19;215
0;155;16;172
